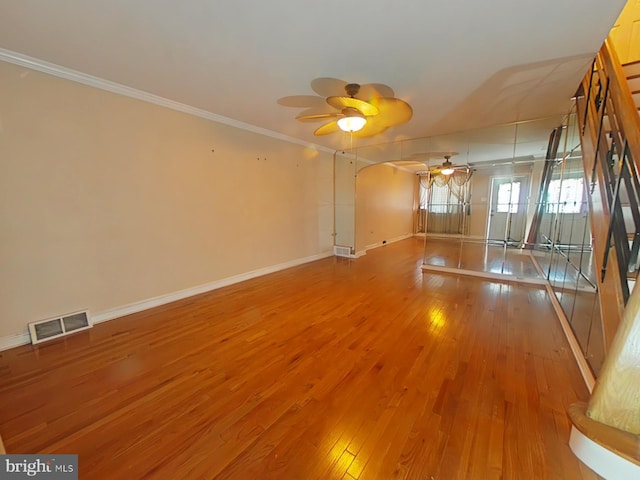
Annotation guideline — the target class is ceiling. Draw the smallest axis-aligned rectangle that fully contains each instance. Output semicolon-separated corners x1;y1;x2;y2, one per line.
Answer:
0;0;627;166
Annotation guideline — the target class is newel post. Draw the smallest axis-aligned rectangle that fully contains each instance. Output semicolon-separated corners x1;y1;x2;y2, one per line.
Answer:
587;282;640;433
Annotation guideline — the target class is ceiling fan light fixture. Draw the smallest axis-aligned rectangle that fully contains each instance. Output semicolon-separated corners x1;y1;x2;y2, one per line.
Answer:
294;81;411;137
441;159;455;175
337;113;367;132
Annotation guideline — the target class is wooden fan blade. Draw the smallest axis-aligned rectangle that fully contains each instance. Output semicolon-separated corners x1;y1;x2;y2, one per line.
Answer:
326;96;379;116
351;117;389;138
296;112;340;122
357;83;395;101
369;97;413;127
314;121;341;136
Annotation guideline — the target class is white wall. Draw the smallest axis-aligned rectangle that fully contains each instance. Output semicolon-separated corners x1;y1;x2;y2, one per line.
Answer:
0;60;334;343
355;163;415;253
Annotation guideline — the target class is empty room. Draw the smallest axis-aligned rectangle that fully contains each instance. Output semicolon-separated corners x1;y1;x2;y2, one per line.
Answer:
1;1;639;479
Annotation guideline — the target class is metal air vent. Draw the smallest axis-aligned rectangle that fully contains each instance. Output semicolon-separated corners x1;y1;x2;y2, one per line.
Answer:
334;246;352;257
28;310;92;344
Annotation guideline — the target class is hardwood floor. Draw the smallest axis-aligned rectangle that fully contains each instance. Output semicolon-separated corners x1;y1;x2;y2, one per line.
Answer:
0;237;601;479
423;237;542;279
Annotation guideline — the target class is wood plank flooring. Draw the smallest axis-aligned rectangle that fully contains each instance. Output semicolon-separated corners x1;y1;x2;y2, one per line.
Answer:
0;237;600;479
423;237;542;279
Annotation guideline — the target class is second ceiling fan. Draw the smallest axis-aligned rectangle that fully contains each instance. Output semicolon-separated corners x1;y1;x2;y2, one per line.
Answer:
427;155;468;176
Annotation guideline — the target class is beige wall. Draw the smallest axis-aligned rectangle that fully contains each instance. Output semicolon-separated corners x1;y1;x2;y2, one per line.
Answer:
355;163;415;253
0;60;334;341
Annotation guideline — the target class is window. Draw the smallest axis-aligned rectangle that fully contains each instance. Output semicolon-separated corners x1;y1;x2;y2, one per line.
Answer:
496;181;520;213
419;179;428;209
428;183;450;213
546;177;584;213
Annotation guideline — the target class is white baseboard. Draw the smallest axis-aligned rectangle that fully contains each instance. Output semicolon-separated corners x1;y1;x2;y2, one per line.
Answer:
364;233;413;252
569;427;640;479
92;251;334;325
0;332;32;351
0;250;333;351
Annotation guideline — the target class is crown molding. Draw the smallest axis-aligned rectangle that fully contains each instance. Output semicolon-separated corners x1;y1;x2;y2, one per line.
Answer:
0;48;334;154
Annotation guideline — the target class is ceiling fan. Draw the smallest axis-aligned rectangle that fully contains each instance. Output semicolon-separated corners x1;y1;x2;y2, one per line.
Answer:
296;83;412;138
427;155;467;176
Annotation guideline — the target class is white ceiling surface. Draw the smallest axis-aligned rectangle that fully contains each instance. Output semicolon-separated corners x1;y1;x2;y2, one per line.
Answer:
0;0;627;165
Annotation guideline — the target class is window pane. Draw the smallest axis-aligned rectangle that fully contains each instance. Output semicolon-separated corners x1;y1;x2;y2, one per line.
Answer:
497;182;520;213
546;179;561;213
546;178;583;214
559;178;583;213
429;183;449;213
510;182;520;213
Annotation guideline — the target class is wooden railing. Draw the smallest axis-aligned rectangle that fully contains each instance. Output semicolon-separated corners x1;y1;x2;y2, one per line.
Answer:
570;37;640;477
575;38;640;350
